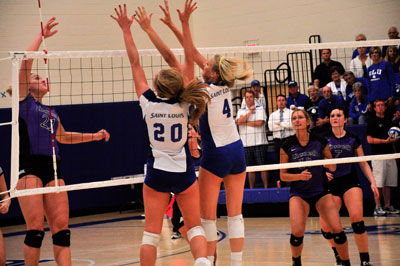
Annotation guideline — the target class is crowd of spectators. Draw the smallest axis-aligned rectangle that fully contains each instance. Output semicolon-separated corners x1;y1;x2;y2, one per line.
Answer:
237;26;400;216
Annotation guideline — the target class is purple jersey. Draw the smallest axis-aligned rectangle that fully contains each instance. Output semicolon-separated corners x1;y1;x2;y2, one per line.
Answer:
324;131;361;178
282;133;328;198
19;94;60;159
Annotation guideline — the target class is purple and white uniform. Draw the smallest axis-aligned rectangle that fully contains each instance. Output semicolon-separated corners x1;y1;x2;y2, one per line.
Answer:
282;133;328;198
19;93;60;159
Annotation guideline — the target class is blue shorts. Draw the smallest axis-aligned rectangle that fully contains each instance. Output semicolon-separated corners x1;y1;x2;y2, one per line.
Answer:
201;140;246;178
145;164;197;194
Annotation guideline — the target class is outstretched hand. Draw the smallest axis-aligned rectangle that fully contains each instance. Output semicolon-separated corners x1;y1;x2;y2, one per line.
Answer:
42;17;58;39
177;0;198;23
159;0;173;26
94;129;110;142
134;6;153;32
110;4;135;32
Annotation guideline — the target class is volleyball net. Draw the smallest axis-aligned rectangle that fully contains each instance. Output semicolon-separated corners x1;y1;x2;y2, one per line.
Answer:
2;38;400;198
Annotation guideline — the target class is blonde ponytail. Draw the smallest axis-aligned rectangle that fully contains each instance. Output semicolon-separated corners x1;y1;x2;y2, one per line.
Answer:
213;55;253;88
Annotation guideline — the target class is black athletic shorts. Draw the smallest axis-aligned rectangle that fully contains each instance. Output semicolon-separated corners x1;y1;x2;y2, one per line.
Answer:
19;155;63;186
290;190;331;207
328;172;361;198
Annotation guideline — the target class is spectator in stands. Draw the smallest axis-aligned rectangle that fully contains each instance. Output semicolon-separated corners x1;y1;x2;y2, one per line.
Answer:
268;94;295;174
382;26;400;57
384;46;400;73
343;71;370;105
313;49;345;88
367;47;395;105
304;85;323;129
394;64;400;107
286;80;309;109
317;86;346;131
237;91;269;189
350;45;372;78
351;33;371;59
348;82;368;125
241;80;266;110
327;66;347;101
367;99;400;216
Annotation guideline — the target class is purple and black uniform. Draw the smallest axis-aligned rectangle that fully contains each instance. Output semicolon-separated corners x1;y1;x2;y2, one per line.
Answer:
324;131;362;197
282;133;330;205
19;93;62;185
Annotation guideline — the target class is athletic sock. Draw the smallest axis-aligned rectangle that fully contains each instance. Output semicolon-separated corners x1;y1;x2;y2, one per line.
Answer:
360;252;370;264
292;256;301;266
231;252;242;266
341;259;351;266
332;247;341;264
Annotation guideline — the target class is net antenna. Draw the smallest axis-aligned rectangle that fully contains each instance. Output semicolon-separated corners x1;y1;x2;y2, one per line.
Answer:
37;0;60;189
5;38;400;199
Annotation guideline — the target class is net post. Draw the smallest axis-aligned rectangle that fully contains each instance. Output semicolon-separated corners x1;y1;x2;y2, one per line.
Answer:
9;52;24;197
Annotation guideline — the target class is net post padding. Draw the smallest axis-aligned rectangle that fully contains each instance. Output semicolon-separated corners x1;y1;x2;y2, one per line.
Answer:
10;55;21;198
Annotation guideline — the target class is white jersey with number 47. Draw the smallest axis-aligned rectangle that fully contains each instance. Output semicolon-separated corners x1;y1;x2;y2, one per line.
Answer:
200;84;240;149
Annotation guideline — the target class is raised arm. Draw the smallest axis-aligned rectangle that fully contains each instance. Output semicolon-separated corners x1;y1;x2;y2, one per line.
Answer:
134;6;181;71
160;0;207;69
19;17;58;100
177;0;197;81
111;4;148;98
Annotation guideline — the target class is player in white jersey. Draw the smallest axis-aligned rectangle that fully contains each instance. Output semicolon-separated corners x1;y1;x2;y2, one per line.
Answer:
112;3;211;266
159;1;253;264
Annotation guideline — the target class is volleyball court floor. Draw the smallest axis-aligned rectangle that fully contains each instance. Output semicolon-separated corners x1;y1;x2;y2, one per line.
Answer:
3;211;400;265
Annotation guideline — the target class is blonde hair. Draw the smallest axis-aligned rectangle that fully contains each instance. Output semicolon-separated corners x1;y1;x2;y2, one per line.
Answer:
212;54;253;88
291;108;311;131
154;68;210;123
384;45;400;64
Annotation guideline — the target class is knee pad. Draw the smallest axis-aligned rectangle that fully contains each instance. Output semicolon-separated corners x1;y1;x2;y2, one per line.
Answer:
333;231;347;245
352;221;366;234
187;226;206;242
290;234;304;247
321;229;333;239
24;230;45;248
141;231;160;247
227;214;244;239
52;229;71;247
201;218;218;242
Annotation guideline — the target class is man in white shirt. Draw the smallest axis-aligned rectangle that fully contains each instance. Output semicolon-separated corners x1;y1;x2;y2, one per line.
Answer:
236;90;269;188
268;95;295;166
241;80;266;110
